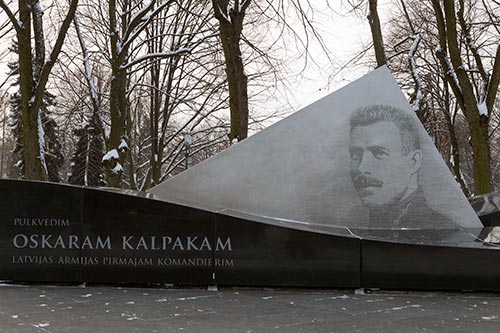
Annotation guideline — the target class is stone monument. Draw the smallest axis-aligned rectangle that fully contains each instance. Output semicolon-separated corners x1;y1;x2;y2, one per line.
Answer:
149;66;481;229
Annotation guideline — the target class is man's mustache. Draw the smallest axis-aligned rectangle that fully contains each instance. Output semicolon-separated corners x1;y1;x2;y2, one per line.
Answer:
351;172;383;188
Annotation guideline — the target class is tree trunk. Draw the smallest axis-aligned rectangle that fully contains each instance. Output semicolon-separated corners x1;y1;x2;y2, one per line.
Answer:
149;26;161;189
442;0;491;194
4;0;77;181
367;0;386;68
443;96;470;196
106;64;127;187
222;28;249;142
105;0;127;188
17;0;45;180
469;117;491;194
430;0;494;194
212;0;250;142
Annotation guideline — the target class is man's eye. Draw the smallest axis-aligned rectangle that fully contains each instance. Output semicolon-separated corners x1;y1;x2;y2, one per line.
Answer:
371;147;389;159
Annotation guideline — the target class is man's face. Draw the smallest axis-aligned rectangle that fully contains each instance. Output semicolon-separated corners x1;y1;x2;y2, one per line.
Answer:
349;121;416;208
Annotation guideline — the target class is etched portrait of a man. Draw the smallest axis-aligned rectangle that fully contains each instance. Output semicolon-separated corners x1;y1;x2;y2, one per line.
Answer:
349;105;456;229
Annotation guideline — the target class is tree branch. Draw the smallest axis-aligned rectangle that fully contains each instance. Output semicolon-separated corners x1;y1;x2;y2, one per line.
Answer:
122;0;158;43
120;0;177;62
32;0;79;112
0;0;21;32
430;0;465;111
73;14;107;138
443;0;479;111
31;0;46;80
120;48;191;70
457;0;487;82
486;44;500;114
409;34;423;112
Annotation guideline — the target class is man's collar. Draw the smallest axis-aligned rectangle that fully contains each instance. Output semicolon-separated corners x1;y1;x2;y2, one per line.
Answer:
368;186;426;228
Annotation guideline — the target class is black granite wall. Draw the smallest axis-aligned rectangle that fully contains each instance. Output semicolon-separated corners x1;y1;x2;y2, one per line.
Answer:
0;180;361;288
3;180;500;290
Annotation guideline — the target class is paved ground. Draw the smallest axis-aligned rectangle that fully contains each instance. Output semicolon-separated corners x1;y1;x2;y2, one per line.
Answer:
0;284;500;332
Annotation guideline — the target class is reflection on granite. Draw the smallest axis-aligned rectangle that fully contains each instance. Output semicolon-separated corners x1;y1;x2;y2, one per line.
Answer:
469;192;500;216
345;226;500;249
217;209;356;237
477;227;500;245
214;206;500;249
95;188;500;249
469;192;500;227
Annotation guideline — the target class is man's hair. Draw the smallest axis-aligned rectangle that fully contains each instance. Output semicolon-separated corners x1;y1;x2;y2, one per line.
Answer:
349;104;420;155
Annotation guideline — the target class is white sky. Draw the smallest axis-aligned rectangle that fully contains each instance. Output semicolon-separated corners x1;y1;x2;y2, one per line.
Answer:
283;1;394;111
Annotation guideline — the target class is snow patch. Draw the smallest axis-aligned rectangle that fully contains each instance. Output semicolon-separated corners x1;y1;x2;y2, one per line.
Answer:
458;63;469;71
176;295;213;301
218;5;231;22
37;111;48;176
355;288;365;295
409;35;423;112
118;138;128;151
102;149;119;162
121;48;192;70
365;299;384;303
238;0;249;12
121;313;140;321
482;315;498;321
314;295;350;301
74;121;88;131
112;162;123;174
0;283;27;287
385;304;421;311
478;102;488;116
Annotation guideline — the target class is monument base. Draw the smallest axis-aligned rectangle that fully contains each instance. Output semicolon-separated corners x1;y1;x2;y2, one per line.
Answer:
1;180;499;291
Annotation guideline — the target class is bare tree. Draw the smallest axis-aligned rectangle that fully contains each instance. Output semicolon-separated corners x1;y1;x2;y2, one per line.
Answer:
381;0;472;195
347;0;500;195
431;0;500;194
65;0;227;189
133;5;230;188
211;0;334;143
0;0;336;190
0;0;78;180
96;0;219;188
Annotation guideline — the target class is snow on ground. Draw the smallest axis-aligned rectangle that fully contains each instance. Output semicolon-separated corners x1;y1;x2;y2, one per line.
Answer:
1;283;500;332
